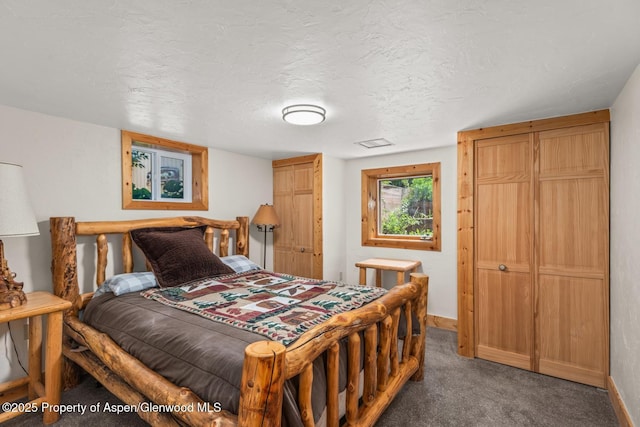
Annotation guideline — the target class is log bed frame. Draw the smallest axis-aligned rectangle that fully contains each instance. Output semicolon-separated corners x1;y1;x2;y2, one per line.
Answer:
50;216;429;427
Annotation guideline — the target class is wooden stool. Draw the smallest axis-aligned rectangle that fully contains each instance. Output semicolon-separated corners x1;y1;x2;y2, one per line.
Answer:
356;258;421;287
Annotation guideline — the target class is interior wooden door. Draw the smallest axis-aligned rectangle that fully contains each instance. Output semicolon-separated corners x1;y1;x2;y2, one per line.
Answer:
475;134;534;370
290;163;314;278
535;123;609;387
273;165;294;274
273;154;323;279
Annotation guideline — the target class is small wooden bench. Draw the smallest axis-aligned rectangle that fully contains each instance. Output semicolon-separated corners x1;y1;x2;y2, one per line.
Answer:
356;258;422;287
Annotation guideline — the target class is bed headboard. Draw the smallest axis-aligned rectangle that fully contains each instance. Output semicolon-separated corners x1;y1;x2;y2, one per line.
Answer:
50;216;249;314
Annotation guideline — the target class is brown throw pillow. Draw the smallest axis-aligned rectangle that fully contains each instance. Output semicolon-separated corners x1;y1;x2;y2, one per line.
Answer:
130;226;234;288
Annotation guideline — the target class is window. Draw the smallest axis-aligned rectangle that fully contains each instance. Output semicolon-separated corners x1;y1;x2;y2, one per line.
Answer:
122;131;208;210
361;162;441;251
131;146;192;202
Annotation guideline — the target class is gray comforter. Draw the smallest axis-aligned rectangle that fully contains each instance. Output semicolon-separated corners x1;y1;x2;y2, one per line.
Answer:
83;291;330;426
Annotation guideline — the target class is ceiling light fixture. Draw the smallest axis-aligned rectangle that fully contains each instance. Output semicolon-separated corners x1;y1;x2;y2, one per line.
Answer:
282;104;326;125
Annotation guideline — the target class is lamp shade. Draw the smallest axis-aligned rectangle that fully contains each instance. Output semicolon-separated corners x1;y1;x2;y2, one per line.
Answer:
0;162;39;237
251;204;280;227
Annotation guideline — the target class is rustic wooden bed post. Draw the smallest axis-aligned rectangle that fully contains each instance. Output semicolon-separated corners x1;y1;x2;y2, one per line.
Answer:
236;216;249;256
49;216;81;388
409;272;429;381
238;341;286;427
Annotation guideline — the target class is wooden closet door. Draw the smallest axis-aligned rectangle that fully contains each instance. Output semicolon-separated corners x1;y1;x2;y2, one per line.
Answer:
290;163;314;278
475;134;534;370
273;154;322;279
273;166;294;274
536;123;609;387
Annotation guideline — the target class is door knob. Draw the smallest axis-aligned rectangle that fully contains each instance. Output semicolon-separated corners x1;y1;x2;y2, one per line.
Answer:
498;264;507;271
300;247;305;253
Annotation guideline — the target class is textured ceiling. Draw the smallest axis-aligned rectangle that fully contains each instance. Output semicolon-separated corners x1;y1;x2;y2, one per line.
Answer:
1;1;639;160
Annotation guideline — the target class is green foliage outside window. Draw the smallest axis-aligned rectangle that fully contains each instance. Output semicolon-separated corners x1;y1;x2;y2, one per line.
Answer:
132;184;151;199
162;180;184;199
132;150;149;168
380;176;433;236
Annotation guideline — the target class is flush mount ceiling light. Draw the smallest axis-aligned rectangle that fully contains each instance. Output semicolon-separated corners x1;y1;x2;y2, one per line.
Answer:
282;104;326;125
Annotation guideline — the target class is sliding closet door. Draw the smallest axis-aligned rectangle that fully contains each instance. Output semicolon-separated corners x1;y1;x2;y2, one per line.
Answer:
536;123;609;387
475;134;534;370
460;111;610;387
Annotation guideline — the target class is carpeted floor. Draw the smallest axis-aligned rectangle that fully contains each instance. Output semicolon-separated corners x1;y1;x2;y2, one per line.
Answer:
3;328;617;426
377;328;617;426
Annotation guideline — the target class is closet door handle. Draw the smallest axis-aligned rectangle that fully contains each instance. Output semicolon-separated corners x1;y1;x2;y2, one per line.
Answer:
300;247;305;253
498;264;507;271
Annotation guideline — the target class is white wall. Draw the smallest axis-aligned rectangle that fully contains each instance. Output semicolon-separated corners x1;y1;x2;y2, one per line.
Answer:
0;104;273;382
610;63;640;425
343;146;458;319
322;155;347;281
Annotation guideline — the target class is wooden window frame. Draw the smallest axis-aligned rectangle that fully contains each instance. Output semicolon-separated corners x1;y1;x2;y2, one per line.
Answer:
361;162;441;251
122;130;209;210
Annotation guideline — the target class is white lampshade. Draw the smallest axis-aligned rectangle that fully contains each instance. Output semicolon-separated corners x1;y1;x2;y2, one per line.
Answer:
0;162;39;237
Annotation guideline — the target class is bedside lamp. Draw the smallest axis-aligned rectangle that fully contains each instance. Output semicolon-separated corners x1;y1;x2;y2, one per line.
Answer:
0;162;39;310
251;204;280;269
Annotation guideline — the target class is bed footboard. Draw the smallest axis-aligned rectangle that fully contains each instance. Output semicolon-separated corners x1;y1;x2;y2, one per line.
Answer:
239;273;429;427
63;315;238;426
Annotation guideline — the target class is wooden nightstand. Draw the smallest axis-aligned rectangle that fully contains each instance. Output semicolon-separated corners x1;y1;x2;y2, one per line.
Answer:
356;258;422;287
0;292;72;424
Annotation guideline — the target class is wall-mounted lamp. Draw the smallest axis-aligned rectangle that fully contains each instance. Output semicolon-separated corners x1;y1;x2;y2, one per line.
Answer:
0;162;39;310
282;104;326;126
251;204;280;269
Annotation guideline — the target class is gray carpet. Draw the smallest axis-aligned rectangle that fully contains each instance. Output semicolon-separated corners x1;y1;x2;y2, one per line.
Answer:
3;328;617;426
377;328;617;426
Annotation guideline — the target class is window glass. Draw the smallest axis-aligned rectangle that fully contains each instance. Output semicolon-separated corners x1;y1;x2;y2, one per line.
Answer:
379;176;433;239
131;146;192;202
362;162;440;251
132;148;153;200
160;155;185;199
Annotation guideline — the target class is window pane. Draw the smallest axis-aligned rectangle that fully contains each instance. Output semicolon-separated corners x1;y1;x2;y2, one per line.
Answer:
160;156;185;199
362;162;440;251
378;175;433;237
131;149;153;199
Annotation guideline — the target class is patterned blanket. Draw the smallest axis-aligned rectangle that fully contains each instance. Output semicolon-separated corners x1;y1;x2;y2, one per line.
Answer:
141;271;387;346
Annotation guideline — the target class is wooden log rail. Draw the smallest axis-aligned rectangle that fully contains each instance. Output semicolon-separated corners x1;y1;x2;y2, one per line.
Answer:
51;216;249;316
238;273;429;427
50;216;428;427
80;216;248;293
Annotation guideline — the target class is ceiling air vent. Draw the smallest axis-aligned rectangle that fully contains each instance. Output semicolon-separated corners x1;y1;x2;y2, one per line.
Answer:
355;138;394;149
